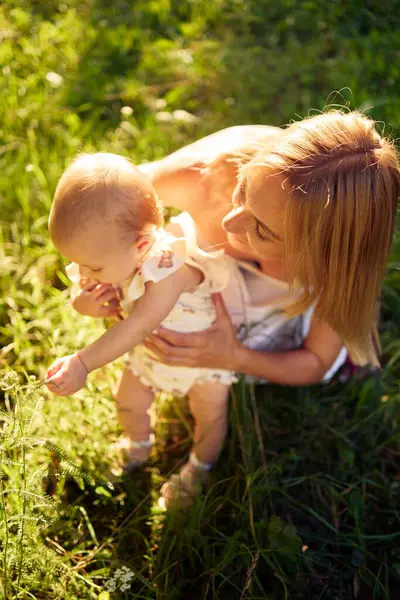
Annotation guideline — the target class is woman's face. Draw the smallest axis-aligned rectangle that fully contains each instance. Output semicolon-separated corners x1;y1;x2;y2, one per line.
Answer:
222;165;287;262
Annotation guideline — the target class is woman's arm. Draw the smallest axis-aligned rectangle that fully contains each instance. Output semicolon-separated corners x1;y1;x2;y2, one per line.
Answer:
231;319;343;385
144;293;344;386
46;264;201;395
137;125;278;210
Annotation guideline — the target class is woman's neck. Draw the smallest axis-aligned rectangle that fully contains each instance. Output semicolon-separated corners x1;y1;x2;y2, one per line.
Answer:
257;258;287;281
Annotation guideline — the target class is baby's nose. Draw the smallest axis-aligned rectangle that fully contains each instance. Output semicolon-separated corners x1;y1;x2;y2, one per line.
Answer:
79;265;92;278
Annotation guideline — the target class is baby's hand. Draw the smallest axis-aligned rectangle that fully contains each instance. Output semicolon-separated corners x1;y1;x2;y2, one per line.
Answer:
45;354;88;396
73;280;122;318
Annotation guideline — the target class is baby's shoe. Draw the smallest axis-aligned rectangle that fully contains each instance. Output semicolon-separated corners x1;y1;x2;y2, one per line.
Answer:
160;452;212;510
112;434;155;475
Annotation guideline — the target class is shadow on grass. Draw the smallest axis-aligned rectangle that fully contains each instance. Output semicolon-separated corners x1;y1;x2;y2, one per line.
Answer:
36;373;400;599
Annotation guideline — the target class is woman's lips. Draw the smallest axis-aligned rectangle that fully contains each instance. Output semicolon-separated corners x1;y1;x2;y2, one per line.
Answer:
229;232;249;247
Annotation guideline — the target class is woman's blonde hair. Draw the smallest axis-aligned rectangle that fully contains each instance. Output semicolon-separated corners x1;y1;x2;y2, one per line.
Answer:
49;152;164;246
244;111;400;365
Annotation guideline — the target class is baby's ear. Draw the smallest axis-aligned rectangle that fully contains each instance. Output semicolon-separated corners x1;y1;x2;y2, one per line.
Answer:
135;231;153;251
136;239;148;250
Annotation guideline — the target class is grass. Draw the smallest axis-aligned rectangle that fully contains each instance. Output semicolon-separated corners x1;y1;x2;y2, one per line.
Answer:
1;1;400;598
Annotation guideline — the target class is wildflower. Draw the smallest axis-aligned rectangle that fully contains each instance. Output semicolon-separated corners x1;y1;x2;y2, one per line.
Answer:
172;109;199;124
45;71;64;88
154;98;167;110
0;371;19;391
105;565;135;592
155;111;174;123
120;105;133;117
176;49;193;64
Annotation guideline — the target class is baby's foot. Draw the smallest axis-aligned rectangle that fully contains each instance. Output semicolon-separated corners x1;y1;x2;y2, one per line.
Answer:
161;453;212;510
113;434;154;472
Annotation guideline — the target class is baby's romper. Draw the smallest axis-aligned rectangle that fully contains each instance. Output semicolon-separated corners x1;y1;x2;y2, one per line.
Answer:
120;218;237;395
119;217;236;395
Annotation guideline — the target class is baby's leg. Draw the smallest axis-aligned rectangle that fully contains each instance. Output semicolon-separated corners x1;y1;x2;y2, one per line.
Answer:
161;381;230;509
115;367;154;465
189;381;230;466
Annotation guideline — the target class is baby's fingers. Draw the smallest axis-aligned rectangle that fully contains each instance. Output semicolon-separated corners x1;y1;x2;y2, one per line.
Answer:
100;299;122;317
46;370;71;396
45;358;64;381
80;279;99;292
93;283;117;300
96;287;119;305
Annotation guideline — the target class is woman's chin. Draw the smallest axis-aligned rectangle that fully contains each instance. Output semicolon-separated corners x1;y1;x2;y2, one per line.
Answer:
226;233;256;259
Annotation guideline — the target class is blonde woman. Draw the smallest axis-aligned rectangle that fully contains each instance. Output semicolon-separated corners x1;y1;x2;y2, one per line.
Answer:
124;111;398;383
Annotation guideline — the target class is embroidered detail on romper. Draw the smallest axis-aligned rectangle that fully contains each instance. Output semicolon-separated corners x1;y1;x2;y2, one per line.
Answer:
157;250;174;268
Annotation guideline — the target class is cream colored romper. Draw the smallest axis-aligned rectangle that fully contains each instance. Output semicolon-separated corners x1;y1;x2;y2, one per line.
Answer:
67;213;237;397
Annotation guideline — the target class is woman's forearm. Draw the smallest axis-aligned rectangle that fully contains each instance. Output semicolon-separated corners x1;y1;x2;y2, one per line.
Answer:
231;343;328;386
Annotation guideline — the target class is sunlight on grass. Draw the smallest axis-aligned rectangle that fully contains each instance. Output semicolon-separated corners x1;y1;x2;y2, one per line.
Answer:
1;1;400;598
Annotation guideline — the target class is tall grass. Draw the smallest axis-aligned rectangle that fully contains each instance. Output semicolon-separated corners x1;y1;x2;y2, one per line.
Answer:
1;1;400;598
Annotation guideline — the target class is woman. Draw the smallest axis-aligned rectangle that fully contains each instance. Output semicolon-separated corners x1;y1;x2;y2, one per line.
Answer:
73;111;400;387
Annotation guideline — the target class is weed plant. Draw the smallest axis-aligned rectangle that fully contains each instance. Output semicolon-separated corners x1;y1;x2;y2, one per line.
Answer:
1;1;400;598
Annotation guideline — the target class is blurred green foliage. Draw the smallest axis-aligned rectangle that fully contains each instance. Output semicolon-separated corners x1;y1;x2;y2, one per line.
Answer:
1;2;400;598
1;0;400;224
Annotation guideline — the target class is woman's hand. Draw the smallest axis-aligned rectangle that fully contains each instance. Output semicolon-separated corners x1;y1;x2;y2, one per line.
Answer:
144;293;239;370
45;354;88;396
72;280;122;318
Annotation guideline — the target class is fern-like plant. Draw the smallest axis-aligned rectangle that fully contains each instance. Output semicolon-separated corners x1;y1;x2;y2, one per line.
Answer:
0;371;92;599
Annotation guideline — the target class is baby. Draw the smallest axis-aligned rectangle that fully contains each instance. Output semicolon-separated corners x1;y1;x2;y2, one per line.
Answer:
45;153;236;508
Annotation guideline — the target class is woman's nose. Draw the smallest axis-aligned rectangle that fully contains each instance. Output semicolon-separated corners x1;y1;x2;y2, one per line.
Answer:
222;206;252;234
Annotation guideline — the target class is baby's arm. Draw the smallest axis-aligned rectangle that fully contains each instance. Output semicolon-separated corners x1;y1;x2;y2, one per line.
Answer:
46;264;201;395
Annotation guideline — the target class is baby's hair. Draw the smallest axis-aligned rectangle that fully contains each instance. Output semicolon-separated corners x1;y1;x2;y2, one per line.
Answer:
243;111;400;365
49;153;164;247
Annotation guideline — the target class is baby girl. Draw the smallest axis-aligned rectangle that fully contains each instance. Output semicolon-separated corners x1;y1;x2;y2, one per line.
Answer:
45;153;236;508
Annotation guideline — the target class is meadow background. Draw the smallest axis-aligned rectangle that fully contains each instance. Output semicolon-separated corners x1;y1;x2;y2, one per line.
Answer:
1;1;400;598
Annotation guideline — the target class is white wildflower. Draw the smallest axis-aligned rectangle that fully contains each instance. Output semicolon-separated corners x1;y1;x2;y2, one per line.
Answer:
105;565;135;593
154;98;167;110
45;71;64;88
120;105;133;117
176;49;193;64
120;121;138;136
0;371;19;391
25;164;34;172
156;111;174;123
172;109;199;124
105;579;116;592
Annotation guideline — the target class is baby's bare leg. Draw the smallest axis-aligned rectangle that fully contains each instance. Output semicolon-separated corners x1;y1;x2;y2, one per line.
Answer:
161;381;230;509
188;381;230;466
115;367;154;464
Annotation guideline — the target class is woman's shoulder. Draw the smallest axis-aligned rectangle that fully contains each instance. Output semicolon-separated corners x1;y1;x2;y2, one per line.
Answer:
139;125;280;176
138;125;282;211
174;125;280;164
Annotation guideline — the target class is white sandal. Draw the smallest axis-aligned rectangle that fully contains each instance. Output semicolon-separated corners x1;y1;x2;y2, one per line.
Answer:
113;434;155;472
161;452;212;510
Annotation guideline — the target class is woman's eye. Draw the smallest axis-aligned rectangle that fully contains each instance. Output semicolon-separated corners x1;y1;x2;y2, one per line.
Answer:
91;267;103;273
254;221;271;241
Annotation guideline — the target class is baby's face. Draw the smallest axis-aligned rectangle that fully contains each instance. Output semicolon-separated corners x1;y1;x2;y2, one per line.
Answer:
59;226;152;285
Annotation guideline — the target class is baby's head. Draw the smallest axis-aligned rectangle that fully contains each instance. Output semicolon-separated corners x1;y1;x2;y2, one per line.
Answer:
49;153;163;283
